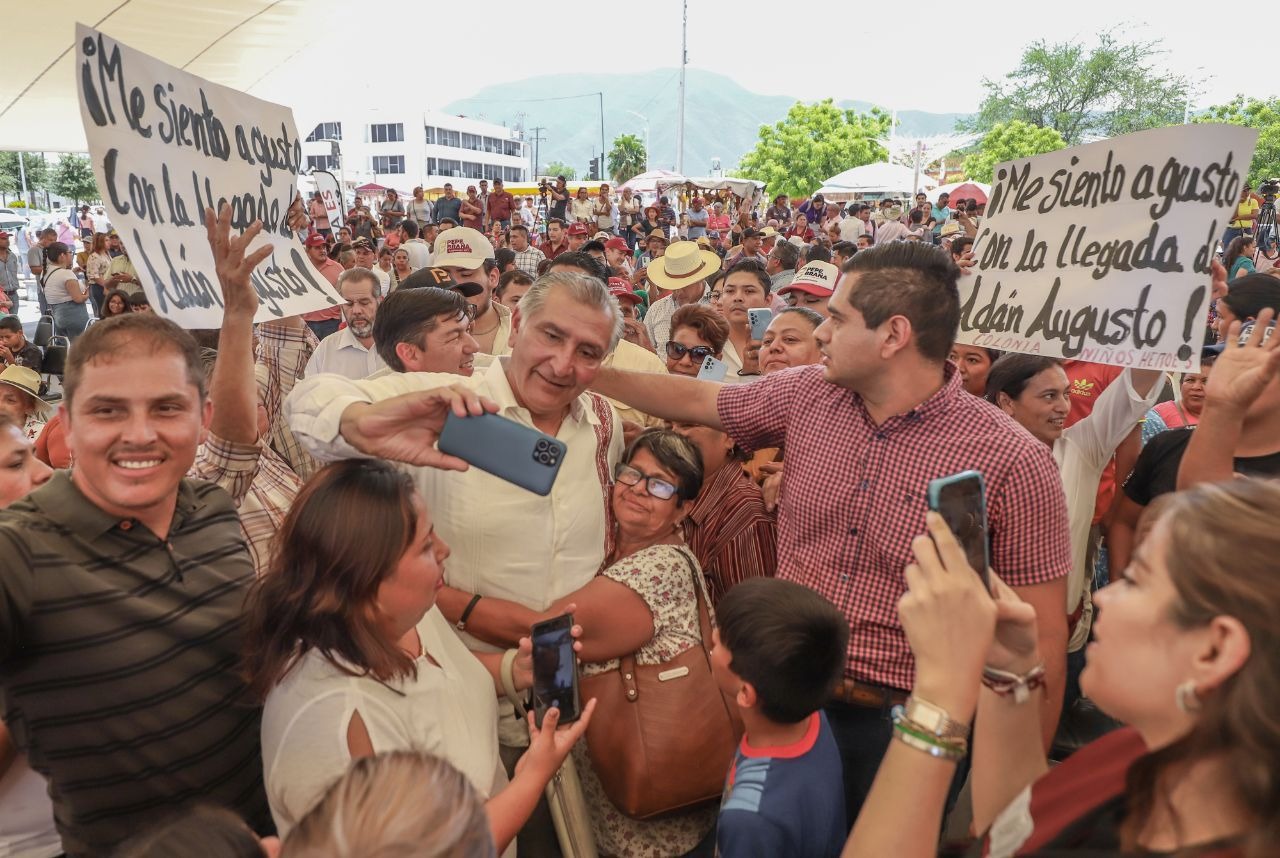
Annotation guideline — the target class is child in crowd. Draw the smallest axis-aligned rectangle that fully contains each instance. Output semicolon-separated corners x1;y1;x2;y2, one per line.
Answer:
711;578;850;858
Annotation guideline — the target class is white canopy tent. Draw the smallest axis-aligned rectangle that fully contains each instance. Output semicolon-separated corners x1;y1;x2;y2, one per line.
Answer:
0;1;344;152
821;162;938;196
619;169;686;194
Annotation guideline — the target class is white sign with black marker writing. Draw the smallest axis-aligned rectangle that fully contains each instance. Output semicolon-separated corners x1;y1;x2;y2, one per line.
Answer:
959;124;1259;372
75;23;342;328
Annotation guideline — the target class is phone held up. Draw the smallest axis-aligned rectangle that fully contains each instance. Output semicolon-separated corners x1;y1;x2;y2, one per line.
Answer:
696;354;729;382
530;613;581;728
926;470;991;591
747;308;774;341
437;411;567;496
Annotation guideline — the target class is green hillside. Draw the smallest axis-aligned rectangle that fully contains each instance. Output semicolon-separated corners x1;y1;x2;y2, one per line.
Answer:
443;68;968;178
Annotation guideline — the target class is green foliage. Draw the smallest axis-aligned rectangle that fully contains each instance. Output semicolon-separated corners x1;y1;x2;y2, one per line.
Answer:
1197;97;1280;187
0;151;50;202
737;99;891;198
961;30;1188;145
963;121;1068;183
608;134;647;185
50;155;98;204
544;160;577;181
7;200;24;208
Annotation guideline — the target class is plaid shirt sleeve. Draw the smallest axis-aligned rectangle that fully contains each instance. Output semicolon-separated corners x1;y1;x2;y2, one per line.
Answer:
716;366;810;453
190;432;261;506
256;321;320;481
986;441;1073;588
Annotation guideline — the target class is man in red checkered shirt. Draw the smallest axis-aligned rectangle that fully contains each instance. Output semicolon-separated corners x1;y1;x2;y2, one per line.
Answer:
592;241;1071;825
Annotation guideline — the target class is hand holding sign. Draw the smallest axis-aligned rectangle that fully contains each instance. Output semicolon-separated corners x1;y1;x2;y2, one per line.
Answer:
205;205;271;319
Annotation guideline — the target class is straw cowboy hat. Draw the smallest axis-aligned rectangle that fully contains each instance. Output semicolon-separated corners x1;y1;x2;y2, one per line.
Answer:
0;365;53;419
645;240;722;292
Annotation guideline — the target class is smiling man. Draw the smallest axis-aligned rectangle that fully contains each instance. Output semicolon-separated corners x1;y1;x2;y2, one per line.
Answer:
0;309;271;854
286;271;625;832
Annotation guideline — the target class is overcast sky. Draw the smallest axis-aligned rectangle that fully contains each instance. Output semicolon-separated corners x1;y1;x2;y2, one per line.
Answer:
263;2;1255;116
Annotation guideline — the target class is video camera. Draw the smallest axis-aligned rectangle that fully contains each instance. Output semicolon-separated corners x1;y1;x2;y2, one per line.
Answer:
1259;178;1280;201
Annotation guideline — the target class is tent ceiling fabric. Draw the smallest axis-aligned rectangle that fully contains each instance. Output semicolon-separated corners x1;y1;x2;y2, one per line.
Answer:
0;0;343;152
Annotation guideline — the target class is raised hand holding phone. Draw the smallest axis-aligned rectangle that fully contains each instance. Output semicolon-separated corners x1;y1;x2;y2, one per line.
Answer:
696;354;729;382
926;470;990;590
530;613;581;727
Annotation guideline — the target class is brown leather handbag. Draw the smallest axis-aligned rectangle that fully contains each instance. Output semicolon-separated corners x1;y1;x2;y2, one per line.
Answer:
579;547;744;820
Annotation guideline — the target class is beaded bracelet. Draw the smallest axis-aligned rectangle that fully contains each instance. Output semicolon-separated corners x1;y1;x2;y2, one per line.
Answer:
890;709;967;761
982;663;1047;704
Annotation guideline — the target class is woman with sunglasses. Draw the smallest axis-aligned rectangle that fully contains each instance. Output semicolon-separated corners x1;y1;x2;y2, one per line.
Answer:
440;430;719;857
664;303;728;378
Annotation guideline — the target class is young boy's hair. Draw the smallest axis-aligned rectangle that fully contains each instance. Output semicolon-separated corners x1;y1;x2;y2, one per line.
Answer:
716;578;849;724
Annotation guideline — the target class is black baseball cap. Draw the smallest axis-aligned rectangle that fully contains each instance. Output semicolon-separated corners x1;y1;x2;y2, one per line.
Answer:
398;266;484;298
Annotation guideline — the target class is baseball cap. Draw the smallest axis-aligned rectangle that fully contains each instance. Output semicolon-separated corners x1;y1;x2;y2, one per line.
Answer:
607;277;642;304
432;227;494;270
303;233;327;248
352;236;375;251
604;237;629;253
592;231;612;242
398;266;484;298
566;223;589;237
779;261;839;298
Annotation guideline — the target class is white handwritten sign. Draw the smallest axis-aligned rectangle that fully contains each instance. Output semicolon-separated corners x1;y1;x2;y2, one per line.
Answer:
959;124;1258;372
75;24;342;328
312;171;344;230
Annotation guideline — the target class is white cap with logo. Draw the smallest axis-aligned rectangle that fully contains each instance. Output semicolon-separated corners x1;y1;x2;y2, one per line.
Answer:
432;227;494;270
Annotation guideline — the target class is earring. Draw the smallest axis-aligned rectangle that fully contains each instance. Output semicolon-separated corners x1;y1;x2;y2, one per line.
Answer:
1175;680;1202;714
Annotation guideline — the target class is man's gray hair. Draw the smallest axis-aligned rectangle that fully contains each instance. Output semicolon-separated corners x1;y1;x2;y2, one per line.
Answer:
338;266;382;299
517;270;624;351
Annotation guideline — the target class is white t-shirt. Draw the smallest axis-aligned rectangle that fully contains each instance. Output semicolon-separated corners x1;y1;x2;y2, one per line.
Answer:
260;607;506;839
0;755;61;858
41;268;80;305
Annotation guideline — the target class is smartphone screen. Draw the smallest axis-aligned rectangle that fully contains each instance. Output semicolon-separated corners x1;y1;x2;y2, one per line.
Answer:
531;614;580;727
927;471;991;590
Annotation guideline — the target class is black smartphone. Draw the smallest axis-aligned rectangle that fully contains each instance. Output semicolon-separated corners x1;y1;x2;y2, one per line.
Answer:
530;613;580;728
926;470;991;590
437;411;567;496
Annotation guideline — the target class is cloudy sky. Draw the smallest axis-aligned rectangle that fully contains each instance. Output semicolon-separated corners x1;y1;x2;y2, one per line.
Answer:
261;1;1255;115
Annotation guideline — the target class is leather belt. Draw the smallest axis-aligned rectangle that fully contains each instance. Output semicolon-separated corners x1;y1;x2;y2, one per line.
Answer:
831;678;908;709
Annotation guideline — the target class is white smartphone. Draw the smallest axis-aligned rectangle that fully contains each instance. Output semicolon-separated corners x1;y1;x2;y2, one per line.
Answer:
696;354;729;382
748;308;773;341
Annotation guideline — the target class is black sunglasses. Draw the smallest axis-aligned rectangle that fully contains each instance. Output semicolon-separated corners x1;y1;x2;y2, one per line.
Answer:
665;341;716;363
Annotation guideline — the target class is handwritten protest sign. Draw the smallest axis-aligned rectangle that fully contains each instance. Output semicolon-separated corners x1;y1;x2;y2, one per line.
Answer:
959;124;1259;372
75;24;342;328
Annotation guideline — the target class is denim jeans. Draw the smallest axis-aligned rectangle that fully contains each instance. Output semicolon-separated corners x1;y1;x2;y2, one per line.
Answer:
50;301;89;341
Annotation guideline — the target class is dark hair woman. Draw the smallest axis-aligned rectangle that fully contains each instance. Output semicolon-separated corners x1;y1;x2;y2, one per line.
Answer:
100;288;131;319
40;241;89;340
243;459;589;848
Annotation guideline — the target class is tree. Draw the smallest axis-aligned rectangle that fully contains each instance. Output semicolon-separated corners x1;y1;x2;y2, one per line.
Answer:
608;134;646;185
963;121;1068;183
1197;97;1280;187
737;99;891;198
50;154;98;205
543;160;577;181
0;151;50;204
962;30;1188;144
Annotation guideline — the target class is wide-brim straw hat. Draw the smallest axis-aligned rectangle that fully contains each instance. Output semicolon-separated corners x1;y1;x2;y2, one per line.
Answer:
0;365;52;418
645;240;722;292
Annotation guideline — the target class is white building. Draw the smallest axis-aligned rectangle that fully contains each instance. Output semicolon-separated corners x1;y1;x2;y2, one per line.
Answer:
300;109;529;191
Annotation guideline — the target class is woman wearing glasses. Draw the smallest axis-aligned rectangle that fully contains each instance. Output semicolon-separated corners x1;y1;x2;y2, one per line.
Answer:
440;429;719;857
664;303;728;379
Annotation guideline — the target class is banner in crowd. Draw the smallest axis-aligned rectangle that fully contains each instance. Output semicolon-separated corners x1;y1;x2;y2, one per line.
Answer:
312;170;344;229
75;24;343;328
959;124;1259;371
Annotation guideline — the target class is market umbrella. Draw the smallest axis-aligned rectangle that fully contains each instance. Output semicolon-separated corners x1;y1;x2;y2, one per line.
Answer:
935;181;990;204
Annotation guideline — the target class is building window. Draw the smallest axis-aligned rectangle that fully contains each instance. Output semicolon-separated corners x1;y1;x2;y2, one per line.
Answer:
504;140;523;157
461;133;482;151
372;155;405;174
370;123;404;143
437;159;461;177
484;136;501;154
427;157;437;175
306;121;342;142
306;155;337;172
503;166;524;183
483;164;502;181
462;161;483;179
438;128;461;148
424;125;436;144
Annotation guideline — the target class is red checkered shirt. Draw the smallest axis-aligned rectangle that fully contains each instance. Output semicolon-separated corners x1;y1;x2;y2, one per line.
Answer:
717;364;1071;691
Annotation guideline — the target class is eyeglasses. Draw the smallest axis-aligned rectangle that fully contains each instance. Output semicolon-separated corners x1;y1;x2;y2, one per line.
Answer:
665;341;716;363
614;462;678;500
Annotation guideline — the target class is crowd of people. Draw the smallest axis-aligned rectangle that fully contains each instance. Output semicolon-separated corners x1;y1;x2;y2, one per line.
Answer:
0;164;1277;858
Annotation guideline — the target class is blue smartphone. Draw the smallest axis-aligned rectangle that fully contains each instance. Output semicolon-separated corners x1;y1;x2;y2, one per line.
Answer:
531;613;581;727
748;308;773;341
696;354;729;382
438;411;566;496
926;470;991;590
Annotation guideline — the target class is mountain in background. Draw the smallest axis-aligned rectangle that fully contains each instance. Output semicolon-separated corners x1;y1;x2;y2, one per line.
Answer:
443;69;969;178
